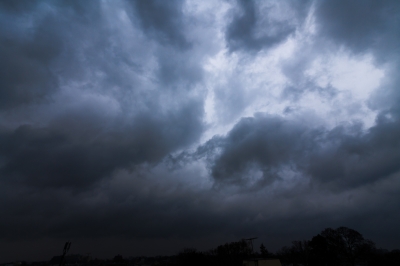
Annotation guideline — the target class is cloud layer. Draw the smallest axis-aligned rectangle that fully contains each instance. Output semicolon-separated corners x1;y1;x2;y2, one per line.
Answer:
1;0;400;262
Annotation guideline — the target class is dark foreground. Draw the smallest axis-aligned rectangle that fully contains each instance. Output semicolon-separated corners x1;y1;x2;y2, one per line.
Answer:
2;227;400;266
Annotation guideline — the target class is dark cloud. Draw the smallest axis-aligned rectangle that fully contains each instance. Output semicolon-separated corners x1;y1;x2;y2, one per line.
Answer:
0;10;60;109
0;0;108;110
0;99;204;189
306;116;400;189
129;0;190;48
0;0;41;13
0;0;206;189
0;166;247;244
271;1;400;170
225;0;309;52
200;114;310;187
155;47;204;86
315;0;400;61
195;113;400;191
0;0;209;259
0;0;200;111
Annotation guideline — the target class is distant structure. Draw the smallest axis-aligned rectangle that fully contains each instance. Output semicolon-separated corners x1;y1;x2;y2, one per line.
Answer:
242;238;281;266
243;258;282;266
244;237;258;253
59;241;71;266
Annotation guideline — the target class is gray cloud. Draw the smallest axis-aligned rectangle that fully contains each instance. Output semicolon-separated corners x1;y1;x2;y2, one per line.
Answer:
315;0;400;61
0;0;41;13
225;0;310;52
0;10;59;109
0;102;204;190
0;1;209;259
129;0;190;49
201;114;310;187
0;0;206;191
194;113;400;192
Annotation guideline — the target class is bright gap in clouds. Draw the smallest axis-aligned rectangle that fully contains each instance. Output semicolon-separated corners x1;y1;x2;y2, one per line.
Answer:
203;15;385;142
304;52;385;129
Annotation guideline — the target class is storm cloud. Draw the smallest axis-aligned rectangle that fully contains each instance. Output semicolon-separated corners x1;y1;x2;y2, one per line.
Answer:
198;113;400;191
1;0;400;262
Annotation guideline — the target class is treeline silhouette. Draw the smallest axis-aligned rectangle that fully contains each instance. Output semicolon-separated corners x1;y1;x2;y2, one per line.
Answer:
175;226;400;266
7;227;399;266
276;226;399;266
176;240;253;266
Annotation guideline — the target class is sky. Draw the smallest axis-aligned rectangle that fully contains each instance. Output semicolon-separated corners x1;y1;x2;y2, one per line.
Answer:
1;0;400;262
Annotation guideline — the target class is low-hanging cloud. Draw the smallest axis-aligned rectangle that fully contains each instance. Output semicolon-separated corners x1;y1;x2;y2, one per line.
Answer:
195;112;400;191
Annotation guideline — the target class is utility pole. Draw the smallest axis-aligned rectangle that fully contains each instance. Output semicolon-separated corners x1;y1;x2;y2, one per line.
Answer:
244;237;258;253
59;241;71;266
